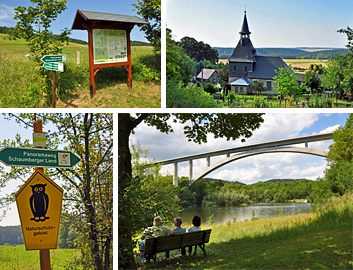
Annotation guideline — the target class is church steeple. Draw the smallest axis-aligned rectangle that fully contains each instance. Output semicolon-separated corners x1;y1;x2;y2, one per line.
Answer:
239;11;251;39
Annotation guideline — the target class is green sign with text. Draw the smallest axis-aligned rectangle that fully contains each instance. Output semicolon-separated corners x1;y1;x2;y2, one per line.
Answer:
0;147;80;168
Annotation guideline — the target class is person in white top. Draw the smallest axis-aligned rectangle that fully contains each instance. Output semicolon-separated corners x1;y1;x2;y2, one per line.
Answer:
186;215;201;254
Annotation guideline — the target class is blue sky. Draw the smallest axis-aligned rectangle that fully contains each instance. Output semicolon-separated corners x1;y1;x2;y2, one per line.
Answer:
0;115;69;226
166;0;353;48
131;113;349;185
0;0;149;42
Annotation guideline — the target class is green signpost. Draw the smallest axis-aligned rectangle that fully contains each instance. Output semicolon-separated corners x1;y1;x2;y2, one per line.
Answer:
41;54;67;63
41;54;67;108
43;63;64;72
0;147;81;168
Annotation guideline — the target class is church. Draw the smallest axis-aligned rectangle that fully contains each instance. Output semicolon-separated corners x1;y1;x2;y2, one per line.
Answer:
228;11;290;95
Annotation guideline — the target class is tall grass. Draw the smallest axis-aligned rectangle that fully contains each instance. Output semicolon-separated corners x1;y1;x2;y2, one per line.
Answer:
0;245;81;270
0;34;160;107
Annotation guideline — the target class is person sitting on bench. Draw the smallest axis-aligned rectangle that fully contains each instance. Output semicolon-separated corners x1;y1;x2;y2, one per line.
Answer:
186;215;201;254
164;217;187;258
139;216;177;262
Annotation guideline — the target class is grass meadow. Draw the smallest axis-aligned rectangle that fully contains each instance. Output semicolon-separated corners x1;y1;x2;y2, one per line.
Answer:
0;245;81;270
0;33;161;108
137;192;353;269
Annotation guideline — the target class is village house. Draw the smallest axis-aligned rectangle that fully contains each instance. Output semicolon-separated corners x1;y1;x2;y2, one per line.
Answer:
196;68;222;87
228;11;292;95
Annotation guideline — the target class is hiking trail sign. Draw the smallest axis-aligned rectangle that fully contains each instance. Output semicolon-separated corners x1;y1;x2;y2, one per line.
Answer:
0;147;81;168
41;54;67;63
43;62;64;72
16;170;63;250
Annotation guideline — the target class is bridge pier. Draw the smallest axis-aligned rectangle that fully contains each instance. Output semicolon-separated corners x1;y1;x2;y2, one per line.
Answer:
207;156;210;167
189;159;193;181
173;162;178;186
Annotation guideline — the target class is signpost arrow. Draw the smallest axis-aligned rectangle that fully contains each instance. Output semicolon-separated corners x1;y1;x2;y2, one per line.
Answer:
0;147;81;168
43;62;64;72
41;54;67;63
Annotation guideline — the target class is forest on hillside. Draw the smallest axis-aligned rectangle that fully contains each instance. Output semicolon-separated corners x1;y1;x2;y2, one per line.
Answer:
215;47;349;60
177;177;315;207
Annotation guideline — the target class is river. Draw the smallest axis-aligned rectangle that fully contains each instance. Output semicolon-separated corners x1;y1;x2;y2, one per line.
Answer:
179;203;312;225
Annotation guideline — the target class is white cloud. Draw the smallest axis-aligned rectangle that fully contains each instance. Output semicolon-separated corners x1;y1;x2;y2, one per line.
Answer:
0;4;15;22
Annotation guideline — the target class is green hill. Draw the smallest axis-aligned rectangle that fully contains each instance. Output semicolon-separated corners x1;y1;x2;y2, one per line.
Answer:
215;47;349;60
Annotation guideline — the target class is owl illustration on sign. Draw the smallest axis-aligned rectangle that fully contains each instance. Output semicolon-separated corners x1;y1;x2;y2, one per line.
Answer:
29;184;49;222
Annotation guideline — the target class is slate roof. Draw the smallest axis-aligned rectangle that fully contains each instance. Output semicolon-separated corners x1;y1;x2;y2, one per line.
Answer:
228;39;256;62
249;56;289;80
230;77;251;86
72;9;148;30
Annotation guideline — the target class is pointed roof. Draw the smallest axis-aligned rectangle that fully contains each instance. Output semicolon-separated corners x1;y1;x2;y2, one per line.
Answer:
230;77;251;86
239;11;251;35
71;9;148;30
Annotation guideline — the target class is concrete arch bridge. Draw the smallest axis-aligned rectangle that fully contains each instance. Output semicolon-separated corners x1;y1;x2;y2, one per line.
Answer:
152;133;333;186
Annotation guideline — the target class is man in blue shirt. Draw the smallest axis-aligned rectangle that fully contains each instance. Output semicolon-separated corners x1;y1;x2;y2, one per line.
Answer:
165;217;186;258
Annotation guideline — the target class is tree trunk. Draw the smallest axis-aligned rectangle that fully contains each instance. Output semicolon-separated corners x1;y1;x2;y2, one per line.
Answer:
84;114;103;270
118;114;137;269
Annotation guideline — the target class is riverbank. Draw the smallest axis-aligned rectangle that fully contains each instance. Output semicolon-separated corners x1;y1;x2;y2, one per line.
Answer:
137;193;353;269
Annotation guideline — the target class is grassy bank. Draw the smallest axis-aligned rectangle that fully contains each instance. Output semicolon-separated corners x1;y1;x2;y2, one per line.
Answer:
0;34;161;108
0;245;81;270
138;192;353;269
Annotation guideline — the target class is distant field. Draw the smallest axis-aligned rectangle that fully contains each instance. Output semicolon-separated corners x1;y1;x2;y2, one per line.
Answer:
218;58;328;69
283;59;328;69
219;59;228;64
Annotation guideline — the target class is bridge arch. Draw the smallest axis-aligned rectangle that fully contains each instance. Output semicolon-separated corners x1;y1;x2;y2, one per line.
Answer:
193;147;327;181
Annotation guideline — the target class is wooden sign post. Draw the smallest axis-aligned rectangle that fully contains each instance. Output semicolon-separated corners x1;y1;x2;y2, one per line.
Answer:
71;9;149;97
41;55;66;108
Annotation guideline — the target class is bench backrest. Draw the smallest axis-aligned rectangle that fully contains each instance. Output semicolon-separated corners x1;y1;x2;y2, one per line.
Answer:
144;229;212;255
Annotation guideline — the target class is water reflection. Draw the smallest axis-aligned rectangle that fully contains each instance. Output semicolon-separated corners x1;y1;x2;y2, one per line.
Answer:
180;203;312;225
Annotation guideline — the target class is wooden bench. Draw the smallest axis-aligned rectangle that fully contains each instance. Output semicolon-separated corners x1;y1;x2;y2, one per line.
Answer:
142;229;212;264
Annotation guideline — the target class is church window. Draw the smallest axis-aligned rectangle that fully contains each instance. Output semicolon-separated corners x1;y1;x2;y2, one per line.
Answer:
240;87;244;93
266;81;272;91
233;66;236;72
244;66;248;72
234;87;238;92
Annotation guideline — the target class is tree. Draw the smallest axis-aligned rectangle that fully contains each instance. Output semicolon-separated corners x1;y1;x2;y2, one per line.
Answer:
303;70;322;93
324;55;353;99
166;29;195;85
251;80;266;95
338;26;353;52
178;37;219;64
273;66;303;98
14;0;71;64
314;114;353;201
0;113;112;270
132;0;161;51
217;65;231;95
118;113;264;269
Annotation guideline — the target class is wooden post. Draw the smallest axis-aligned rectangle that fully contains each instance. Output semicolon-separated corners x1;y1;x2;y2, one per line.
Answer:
34;119;51;270
88;26;95;98
77;51;80;66
127;29;132;89
52;71;56;108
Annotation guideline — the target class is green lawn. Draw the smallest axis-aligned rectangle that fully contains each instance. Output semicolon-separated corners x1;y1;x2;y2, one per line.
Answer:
137;193;353;269
0;245;81;270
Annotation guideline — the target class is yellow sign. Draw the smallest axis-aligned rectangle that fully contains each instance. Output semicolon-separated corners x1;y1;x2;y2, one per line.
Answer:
33;133;47;147
15;170;63;250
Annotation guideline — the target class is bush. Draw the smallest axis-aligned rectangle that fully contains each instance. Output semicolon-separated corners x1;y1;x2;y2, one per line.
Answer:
167;80;221;108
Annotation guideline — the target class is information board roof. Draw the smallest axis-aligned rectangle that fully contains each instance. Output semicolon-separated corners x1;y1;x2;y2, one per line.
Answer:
72;9;149;30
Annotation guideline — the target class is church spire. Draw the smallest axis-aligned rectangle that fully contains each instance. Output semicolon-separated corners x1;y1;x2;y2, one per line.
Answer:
239;11;251;36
